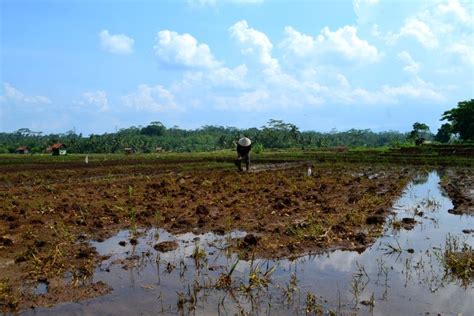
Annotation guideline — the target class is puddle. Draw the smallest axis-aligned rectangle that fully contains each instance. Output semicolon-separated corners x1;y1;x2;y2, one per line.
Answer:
33;282;49;296
22;171;474;315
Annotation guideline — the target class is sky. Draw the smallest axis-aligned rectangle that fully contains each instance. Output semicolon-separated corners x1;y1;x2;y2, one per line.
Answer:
1;0;473;135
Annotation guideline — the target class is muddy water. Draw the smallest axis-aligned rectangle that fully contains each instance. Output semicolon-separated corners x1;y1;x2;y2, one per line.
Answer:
23;171;473;315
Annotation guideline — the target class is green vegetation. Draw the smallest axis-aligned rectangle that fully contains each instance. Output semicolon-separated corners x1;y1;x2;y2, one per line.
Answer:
444;248;474;286
0;119;409;154
435;123;453;143
439;99;474;142
441;235;474;287
408;122;430;145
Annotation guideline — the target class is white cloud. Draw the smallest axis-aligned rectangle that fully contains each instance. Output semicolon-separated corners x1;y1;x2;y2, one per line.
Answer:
229;20;279;72
280;25;381;64
310;73;444;105
318;25;381;62
400;18;438;48
215;89;270;111
438;0;470;24
154;30;220;68
447;42;474;65
154;29;249;93
381;79;444;102
0;82;51;104
74;91;109;112
391;17;439;49
99;30;134;55
179;64;249;89
397;51;420;74
208;64;248;87
122;84;179;112
280;26;316;58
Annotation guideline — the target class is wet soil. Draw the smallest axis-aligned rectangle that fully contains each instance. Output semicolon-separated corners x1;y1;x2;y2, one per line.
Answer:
441;169;474;215
0;160;469;312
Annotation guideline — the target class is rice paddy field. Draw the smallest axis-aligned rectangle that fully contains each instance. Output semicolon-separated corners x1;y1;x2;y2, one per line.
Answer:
0;151;473;315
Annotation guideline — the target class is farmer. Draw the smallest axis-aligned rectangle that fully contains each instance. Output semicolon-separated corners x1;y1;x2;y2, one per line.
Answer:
235;137;252;172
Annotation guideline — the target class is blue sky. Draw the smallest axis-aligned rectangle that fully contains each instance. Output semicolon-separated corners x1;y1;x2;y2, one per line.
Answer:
1;0;473;135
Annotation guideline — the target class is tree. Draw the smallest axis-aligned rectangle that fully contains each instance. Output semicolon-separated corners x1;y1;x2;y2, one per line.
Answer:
260;119;300;148
435;123;452;143
140;121;166;137
441;99;474;141
408;122;430;145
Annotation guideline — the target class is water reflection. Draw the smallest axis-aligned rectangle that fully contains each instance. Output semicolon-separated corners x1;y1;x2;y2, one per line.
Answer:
23;171;474;315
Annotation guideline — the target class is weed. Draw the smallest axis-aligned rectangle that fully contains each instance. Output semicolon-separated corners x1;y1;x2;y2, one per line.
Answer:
128;185;133;199
441;234;474;287
0;279;19;311
383;239;402;254
280;273;299;305
360;292;375;312
176;286;196;313
359;193;385;209
253;143;264;154
285;215;325;241
304;292;323;315
191;241;207;268
391;219;403;230
43;184;55;193
224;215;234;233
376;258;390;300
216;259;239;289
351;262;370;307
154;210;162;227
240;260;276;292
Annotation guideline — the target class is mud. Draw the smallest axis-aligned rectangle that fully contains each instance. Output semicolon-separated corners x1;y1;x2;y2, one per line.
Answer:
441;169;474;215
0;159;471;312
22;171;474;315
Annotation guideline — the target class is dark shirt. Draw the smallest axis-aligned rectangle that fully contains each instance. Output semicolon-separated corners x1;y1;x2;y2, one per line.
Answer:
237;144;251;157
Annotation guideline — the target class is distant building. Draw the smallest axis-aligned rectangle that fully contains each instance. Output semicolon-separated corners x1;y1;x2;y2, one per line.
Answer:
155;146;164;152
124;147;136;155
47;143;67;156
15;146;31;154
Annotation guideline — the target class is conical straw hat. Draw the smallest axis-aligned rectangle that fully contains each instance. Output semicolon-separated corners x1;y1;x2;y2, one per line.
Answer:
238;137;251;146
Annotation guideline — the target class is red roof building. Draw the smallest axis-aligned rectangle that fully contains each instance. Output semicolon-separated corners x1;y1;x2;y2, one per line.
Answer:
15;146;31;154
47;143;67;156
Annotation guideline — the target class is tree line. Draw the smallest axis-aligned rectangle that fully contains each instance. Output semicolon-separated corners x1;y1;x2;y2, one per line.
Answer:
1;100;472;154
0;120;409;154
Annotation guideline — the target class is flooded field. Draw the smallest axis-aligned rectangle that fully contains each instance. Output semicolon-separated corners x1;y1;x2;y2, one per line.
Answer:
9;168;472;315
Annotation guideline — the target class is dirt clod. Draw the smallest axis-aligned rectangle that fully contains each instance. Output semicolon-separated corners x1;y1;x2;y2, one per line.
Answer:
366;215;385;225
243;234;259;247
196;205;209;216
401;218;417;230
0;236;13;247
354;232;367;245
154;241;179;252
